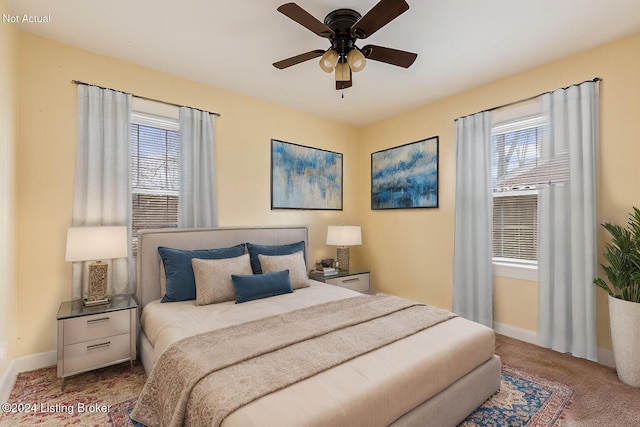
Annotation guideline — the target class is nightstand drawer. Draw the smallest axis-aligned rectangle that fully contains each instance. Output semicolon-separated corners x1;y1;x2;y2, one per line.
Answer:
63;309;130;345
62;333;131;375
327;273;370;293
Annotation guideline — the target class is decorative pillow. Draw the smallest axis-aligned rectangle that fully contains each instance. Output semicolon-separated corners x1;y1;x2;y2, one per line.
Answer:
232;270;293;304
158;244;246;302
246;241;306;274
192;254;253;305
258;251;310;290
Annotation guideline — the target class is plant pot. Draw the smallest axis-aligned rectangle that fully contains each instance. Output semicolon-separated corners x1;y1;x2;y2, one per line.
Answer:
608;294;640;387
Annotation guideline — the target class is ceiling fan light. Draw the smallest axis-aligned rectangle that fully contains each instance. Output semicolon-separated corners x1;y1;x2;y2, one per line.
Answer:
319;49;339;73
335;62;350;82
347;49;366;72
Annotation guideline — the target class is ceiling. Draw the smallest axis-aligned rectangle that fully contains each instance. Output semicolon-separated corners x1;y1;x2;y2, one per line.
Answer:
7;0;640;127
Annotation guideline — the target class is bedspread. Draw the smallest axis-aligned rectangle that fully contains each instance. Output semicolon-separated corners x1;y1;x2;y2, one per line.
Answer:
130;293;456;427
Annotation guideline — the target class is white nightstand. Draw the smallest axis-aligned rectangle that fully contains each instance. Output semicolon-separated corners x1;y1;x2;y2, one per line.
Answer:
310;271;371;294
56;293;137;390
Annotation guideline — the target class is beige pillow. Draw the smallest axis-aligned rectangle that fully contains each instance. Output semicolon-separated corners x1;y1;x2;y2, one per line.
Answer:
258;251;309;290
192;254;253;305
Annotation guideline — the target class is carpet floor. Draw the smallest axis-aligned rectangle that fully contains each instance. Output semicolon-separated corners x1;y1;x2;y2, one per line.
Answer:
1;334;637;426
495;335;640;426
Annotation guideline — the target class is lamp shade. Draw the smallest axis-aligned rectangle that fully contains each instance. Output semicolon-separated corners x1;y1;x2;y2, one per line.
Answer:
347;48;366;72
65;226;128;262
319;49;339;73
326;225;362;246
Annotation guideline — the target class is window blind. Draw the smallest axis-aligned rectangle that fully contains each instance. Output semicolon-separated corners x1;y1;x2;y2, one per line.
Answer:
130;118;180;255
492;193;538;261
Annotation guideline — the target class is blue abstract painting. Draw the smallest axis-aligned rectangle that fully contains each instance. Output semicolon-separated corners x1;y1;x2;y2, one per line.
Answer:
371;137;439;209
271;140;343;210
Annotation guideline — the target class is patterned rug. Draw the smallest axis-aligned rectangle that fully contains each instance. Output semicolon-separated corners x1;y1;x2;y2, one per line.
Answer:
0;362;146;426
1;363;572;426
459;365;573;427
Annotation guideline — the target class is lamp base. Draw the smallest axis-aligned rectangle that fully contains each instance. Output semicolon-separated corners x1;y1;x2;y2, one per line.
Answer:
86;261;109;306
336;246;350;272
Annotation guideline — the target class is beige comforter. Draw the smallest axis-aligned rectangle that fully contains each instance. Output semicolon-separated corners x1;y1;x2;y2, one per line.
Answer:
131;294;456;427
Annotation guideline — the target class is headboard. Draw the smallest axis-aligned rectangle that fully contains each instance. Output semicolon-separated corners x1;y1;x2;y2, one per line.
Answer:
136;226;310;310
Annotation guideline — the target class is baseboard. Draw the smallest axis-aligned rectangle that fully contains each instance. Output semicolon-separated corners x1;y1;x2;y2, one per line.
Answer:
597;348;615;368
493;322;616;368
0;350;56;403
493;322;539;345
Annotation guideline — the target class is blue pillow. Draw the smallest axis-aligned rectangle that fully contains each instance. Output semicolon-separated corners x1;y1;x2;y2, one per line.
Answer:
246;241;305;274
159;244;246;302
232;270;293;303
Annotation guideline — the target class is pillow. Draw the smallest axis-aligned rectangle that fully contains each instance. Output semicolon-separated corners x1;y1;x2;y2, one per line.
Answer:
258;251;310;290
232;270;293;304
158;244;246;302
246;241;305;274
192;254;253;305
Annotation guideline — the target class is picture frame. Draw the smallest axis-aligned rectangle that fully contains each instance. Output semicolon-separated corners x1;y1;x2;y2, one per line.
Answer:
271;139;343;210
371;136;439;209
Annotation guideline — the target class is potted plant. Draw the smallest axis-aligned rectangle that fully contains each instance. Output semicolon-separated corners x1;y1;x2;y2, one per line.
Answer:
594;207;640;387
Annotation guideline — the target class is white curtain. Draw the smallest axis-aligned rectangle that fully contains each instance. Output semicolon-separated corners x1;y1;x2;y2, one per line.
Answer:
72;85;132;300
453;112;494;327
178;107;217;228
537;81;599;361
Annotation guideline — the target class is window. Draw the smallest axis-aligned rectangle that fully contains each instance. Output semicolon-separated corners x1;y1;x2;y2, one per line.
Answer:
130;112;180;255
491;124;542;262
491;115;549;279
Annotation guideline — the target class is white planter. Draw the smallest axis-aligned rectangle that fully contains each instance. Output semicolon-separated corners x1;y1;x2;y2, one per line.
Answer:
608;294;640;387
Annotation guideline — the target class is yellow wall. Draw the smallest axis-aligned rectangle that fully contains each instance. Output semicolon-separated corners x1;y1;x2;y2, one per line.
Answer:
11;27;640;362
15;32;360;358
0;0;18;378
360;33;640;351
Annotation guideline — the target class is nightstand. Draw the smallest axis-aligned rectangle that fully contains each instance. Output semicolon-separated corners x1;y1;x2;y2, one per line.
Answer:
56;293;137;390
310;271;370;294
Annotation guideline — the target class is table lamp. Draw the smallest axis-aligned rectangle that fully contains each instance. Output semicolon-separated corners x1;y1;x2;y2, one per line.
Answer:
65;226;128;306
326;225;362;272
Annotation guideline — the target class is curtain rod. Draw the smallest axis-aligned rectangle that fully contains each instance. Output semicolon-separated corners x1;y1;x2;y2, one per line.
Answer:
455;77;602;121
72;80;221;117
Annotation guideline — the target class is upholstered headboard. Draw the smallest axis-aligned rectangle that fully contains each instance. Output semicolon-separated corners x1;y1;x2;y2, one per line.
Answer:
136;226;310;310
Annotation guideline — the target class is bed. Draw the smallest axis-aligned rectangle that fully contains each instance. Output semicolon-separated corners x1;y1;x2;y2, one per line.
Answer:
132;226;500;427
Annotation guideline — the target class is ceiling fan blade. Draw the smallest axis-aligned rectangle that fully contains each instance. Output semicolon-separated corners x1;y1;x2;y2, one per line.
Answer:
277;3;335;38
362;44;417;68
273;49;325;69
351;0;409;39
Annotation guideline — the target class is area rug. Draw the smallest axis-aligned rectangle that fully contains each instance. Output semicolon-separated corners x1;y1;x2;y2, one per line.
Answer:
0;362;146;427
1;362;572;426
459;365;573;426
106;364;573;427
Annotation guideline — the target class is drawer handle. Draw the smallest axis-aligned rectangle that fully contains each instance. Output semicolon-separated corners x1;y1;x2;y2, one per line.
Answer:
87;317;110;325
87;342;111;351
342;278;361;283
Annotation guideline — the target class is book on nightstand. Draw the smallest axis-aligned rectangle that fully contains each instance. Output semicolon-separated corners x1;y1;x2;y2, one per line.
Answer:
309;268;339;279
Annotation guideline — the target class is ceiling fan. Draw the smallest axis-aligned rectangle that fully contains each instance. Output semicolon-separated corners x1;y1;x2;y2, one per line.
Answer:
273;0;418;91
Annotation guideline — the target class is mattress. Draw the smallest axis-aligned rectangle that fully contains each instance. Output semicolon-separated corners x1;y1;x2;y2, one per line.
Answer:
139;281;496;426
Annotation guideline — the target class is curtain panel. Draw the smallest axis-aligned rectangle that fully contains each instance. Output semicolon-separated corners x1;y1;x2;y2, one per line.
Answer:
452;112;494;327
72;85;132;300
537;81;599;361
178;107;218;228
